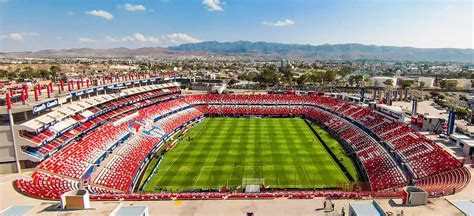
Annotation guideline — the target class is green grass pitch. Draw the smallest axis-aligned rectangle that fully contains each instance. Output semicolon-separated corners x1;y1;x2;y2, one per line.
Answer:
141;117;357;192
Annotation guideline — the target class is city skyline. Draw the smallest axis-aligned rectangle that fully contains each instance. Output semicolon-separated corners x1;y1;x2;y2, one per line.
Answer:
0;0;473;52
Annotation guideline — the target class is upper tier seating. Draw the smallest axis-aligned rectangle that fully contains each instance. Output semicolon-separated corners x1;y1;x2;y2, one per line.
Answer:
21;91;180;159
19;87;178;146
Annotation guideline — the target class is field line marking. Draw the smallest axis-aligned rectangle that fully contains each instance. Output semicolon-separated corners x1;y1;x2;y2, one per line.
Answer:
193;166;209;188
153;118;210;186
301;166;312;186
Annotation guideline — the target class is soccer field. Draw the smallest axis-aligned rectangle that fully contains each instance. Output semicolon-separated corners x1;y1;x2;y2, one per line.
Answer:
142;117;355;192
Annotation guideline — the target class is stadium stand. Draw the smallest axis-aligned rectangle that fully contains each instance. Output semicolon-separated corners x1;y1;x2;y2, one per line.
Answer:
94;135;161;191
13;92;470;200
19;85;181;160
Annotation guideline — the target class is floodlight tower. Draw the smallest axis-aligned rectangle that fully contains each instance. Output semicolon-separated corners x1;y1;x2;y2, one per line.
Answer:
408;88;423;115
359;79;366;103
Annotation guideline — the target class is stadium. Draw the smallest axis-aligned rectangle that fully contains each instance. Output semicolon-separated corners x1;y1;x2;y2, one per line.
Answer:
1;75;469;205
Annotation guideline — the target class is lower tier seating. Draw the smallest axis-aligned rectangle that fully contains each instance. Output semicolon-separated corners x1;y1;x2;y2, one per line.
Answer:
94;135;161;191
416;167;471;196
15;171;80;199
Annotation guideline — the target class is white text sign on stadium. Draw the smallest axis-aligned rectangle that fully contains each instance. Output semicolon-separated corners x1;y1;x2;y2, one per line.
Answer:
32;99;59;114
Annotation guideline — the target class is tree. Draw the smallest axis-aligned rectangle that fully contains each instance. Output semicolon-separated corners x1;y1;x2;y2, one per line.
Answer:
39;69;50;79
439;79;447;89
0;69;8;78
297;73;311;85
446;80;457;90
348;74;364;86
7;72;17;80
308;72;323;84
419;81;425;89
280;66;294;85
238;72;258;82
18;67;36;81
440;79;457;90
49;65;60;82
254;67;280;87
322;70;336;84
399;80;412;89
455;108;469;119
383;79;393;87
337;66;352;78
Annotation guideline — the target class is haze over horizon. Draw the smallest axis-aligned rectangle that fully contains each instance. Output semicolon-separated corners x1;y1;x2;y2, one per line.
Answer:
0;0;473;52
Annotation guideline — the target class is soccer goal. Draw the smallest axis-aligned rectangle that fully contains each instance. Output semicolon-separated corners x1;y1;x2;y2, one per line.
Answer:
242;178;265;186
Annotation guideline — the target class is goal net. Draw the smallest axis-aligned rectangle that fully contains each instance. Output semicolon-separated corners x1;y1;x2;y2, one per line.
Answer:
242;178;265;186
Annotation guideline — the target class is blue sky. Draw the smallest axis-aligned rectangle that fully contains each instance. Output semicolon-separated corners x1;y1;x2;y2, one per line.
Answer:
0;0;472;52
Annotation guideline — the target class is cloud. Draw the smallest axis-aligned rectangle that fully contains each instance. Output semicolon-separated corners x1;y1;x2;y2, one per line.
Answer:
86;10;113;20
9;33;24;40
131;33;159;42
0;32;39;41
103;32;201;46
120;3;146;11
202;0;223;11
106;33;159;43
104;36;120;42
262;19;295;27
79;37;96;43
165;33;201;44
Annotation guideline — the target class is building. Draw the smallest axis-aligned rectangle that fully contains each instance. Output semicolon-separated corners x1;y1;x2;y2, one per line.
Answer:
417;77;435;88
372;77;398;88
460;139;474;158
449;133;471;146
376;104;405;122
278;58;289;72
419;115;443;132
445;79;472;89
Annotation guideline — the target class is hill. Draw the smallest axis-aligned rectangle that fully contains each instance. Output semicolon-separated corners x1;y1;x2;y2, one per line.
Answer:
1;41;472;62
0;47;178;58
170;41;474;62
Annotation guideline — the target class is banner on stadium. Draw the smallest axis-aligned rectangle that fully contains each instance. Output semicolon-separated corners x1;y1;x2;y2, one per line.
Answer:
446;110;455;135
32;99;59;114
412;99;417;115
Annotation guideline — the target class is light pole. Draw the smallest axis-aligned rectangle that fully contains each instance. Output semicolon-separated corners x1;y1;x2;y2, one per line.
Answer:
6;93;21;173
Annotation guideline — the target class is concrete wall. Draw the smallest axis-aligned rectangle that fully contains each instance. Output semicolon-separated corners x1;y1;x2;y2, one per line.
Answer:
417;77;435;88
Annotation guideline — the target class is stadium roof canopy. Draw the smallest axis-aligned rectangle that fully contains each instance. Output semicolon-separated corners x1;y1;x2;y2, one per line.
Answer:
20;94;118;132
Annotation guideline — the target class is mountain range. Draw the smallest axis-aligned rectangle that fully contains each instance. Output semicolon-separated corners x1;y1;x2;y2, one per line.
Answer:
1;41;472;62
